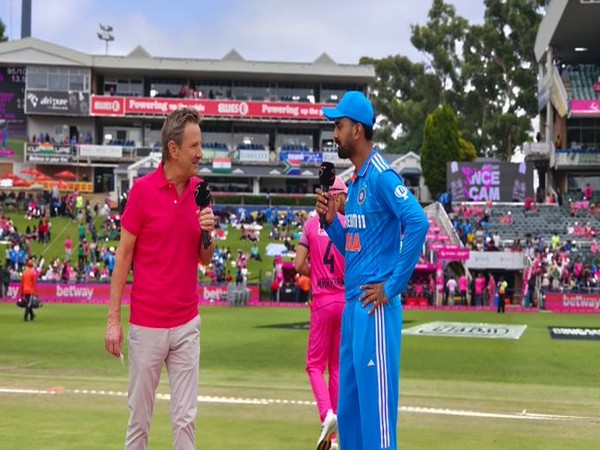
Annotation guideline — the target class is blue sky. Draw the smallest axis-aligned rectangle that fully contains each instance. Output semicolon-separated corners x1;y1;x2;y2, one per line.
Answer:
0;0;484;64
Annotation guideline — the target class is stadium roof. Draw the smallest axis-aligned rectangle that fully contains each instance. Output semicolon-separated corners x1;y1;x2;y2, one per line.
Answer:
535;0;600;64
0;37;374;83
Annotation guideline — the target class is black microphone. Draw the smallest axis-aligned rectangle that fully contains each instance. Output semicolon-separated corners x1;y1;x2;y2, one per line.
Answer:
318;162;336;229
194;181;212;249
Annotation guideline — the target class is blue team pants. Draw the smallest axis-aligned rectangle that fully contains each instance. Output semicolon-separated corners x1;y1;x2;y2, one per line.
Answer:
337;296;402;450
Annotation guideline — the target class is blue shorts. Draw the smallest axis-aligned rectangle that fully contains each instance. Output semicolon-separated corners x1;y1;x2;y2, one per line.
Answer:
338;295;402;450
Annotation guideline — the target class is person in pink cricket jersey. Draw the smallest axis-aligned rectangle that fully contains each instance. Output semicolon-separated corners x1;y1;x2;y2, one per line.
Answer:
294;176;347;450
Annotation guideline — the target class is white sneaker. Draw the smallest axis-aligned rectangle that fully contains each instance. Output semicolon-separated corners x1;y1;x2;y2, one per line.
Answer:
330;438;338;450
316;410;337;450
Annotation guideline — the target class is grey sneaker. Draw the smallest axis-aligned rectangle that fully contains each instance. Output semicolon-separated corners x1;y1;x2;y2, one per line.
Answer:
316;410;337;450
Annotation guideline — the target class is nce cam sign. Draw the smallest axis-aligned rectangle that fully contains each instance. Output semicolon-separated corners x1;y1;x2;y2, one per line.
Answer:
463;165;500;201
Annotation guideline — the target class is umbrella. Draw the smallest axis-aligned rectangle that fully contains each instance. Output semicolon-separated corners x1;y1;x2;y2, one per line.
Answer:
55;170;77;180
33;174;54;182
12;178;31;187
22;168;42;176
3;173;19;179
56;179;74;191
265;243;288;257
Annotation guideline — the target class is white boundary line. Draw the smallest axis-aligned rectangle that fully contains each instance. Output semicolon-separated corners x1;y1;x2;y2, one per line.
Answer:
0;387;595;422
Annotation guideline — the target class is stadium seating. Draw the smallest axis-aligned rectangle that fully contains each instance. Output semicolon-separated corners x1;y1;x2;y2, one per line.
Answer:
461;203;599;259
236;143;266;150
203;142;229;151
564;65;600;100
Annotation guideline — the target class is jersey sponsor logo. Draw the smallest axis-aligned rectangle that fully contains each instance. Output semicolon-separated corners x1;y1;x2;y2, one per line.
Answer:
357;186;367;205
345;233;361;252
394;185;409;200
317;276;344;289
346;214;366;229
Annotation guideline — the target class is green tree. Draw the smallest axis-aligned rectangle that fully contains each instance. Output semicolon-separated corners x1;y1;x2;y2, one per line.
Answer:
462;0;545;159
420;105;461;198
0;18;7;42
359;55;440;154
458;136;477;161
411;0;469;107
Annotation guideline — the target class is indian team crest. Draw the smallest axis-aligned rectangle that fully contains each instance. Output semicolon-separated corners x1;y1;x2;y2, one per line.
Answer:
357;186;367;205
394;185;409;200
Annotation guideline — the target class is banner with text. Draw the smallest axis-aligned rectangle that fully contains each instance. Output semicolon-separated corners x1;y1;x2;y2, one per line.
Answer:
437;248;470;261
402;321;527;340
570;100;600;118
0;283;260;305
90;95;329;120
466;251;525;270
25;90;89;116
545;292;600;313
237;149;270;162
447;161;534;202
548;326;600;341
279;151;323;164
554;150;600;168
79;144;123;158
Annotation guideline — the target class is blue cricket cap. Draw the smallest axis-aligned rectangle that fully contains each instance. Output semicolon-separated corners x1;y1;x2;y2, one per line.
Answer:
322;91;375;127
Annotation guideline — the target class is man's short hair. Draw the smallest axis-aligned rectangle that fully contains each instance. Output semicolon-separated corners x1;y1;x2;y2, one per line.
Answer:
161;108;202;163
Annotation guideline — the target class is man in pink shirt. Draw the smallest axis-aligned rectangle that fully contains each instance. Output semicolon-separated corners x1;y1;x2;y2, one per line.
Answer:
294;176;347;450
474;273;486;307
64;236;72;261
104;108;215;450
459;274;469;304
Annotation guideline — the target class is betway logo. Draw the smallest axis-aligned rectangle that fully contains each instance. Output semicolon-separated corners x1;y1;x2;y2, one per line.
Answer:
56;285;95;300
563;295;600;309
7;285;20;299
202;286;226;301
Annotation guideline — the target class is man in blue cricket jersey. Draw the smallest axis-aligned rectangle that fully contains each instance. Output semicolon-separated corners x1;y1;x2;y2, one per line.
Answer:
316;91;429;450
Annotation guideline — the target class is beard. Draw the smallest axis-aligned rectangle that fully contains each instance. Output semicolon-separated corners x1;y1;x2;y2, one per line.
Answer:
336;142;351;159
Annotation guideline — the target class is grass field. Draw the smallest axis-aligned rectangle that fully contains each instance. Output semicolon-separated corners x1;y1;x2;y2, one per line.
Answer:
1;304;598;449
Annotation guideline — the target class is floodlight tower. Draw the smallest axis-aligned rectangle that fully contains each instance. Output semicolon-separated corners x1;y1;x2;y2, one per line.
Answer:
97;23;114;55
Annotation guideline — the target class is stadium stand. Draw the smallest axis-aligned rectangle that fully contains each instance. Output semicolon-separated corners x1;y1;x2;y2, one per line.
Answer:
563;65;600;100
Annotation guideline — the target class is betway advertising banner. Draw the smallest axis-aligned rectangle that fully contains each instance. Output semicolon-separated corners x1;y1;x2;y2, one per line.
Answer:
90;95;328;120
447;161;534;202
545;292;600;314
0;283;259;304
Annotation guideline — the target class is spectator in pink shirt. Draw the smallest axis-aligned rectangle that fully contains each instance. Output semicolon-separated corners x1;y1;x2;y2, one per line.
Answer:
104;108;215;450
459;274;468;304
474;273;486;307
583;183;593;201
64;236;72;261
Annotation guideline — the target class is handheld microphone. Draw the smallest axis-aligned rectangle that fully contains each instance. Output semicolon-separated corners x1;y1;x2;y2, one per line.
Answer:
318;162;336;229
194;181;212;249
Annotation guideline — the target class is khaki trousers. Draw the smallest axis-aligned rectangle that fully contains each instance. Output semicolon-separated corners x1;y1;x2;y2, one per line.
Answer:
125;316;200;450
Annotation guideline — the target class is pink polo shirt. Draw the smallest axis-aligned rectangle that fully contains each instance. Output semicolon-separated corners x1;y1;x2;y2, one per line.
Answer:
121;163;202;328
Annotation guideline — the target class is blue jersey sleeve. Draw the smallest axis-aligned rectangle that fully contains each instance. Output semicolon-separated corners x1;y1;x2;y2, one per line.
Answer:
325;214;346;257
377;170;430;299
